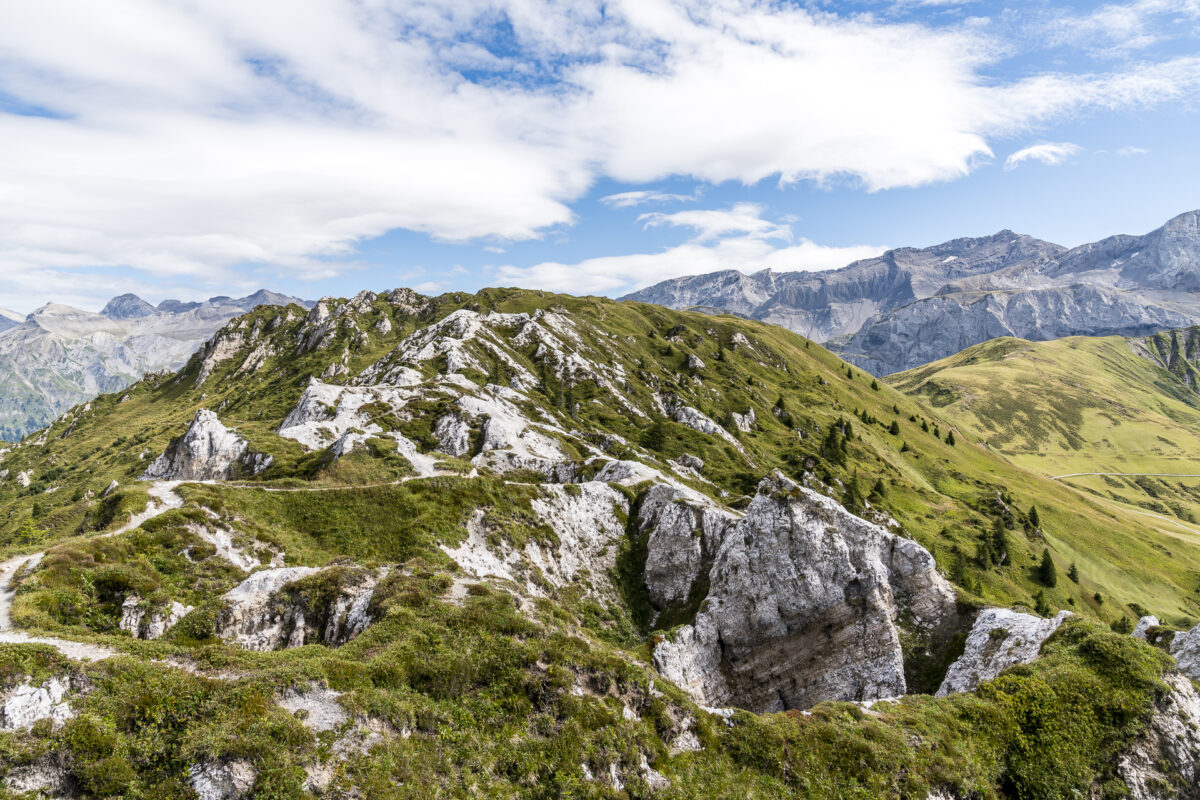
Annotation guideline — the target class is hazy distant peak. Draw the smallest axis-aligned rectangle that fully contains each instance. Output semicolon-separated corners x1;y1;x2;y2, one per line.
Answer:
102;293;157;319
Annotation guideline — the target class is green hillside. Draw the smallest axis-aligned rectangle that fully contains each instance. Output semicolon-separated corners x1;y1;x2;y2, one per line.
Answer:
0;289;1194;797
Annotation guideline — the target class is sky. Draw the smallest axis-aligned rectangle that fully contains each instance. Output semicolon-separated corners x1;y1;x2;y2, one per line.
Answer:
1;0;1199;312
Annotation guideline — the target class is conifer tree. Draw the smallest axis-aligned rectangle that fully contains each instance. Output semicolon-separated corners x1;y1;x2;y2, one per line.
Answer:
889;420;900;436
1028;505;1041;529
946;430;956;446
642;418;667;452
1068;562;1080;583
869;478;887;501
1034;590;1051;616
1038;548;1058;587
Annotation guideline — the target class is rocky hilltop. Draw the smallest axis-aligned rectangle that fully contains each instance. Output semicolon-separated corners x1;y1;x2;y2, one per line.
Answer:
0;288;1196;798
628;210;1200;376
0;290;309;441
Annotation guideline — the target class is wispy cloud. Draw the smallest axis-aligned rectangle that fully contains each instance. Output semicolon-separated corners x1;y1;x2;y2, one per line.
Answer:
599;189;699;209
638;203;792;243
1116;145;1150;156
1004;142;1084;170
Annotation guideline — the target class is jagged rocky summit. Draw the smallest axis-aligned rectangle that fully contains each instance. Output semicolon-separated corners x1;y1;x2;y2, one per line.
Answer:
0;289;309;441
627;210;1200;376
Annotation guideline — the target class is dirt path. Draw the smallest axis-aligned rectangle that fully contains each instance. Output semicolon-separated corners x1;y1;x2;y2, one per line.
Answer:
0;481;185;661
1051;472;1200;480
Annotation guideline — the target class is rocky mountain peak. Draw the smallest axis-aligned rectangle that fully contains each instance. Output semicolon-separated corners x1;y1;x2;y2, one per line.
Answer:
101;293;157;319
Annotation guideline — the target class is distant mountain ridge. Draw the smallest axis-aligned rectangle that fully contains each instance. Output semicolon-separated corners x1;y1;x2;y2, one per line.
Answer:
0;290;311;441
624;210;1200;376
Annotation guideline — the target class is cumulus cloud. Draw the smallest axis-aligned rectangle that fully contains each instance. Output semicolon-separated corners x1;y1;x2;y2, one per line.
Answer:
1004;142;1084;170
1;0;1199;304
493;204;883;294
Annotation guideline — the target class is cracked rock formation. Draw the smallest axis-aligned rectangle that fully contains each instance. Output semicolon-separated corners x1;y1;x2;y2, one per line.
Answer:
141;409;272;481
937;608;1071;696
654;471;958;712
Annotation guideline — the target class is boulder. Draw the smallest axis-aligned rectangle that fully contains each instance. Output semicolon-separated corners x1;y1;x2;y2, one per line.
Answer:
1116;672;1200;799
1170;622;1200;681
120;595;193;640
1133;615;1160;640
654;472;957;711
1;677;74;731
190;759;257;800
937;608;1072;696
638;485;735;611
141;409;272;481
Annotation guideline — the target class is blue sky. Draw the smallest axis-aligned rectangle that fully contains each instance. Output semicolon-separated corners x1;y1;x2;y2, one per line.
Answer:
1;0;1199;311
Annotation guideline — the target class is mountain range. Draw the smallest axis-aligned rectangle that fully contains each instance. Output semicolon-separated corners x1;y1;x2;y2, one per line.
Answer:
0;287;1198;796
625;210;1200;376
0;290;309;442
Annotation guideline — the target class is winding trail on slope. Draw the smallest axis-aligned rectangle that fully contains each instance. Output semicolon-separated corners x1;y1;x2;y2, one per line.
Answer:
0;481;184;661
1051;472;1200;480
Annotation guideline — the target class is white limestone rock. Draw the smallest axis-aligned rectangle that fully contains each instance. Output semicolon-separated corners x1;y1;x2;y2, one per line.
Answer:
654;472;957;711
1170;622;1200;681
658;394;742;449
731;408;756;433
216;566;386;651
1133;615;1160;640
639;484;736;610
278;687;348;733
1;676;74;731
120;595;193;640
3;755;72;796
937;608;1072;696
190;759;257;800
433;413;473;457
141;409;271;481
16;470;30;488
1117;671;1200;799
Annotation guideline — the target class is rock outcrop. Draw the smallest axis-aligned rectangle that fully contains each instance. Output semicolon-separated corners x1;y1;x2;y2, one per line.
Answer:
639;485;736;611
937;608;1072;696
1133;615;1161;640
1170;622;1200;680
1;676;75;731
190;759;257;800
120;595;193;640
654;472;958;712
141;409;272;481
1117;672;1200;800
216;566;385;651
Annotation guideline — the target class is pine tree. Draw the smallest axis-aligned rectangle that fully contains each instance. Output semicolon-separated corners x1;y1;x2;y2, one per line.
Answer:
921;419;929;433
888;420;900;436
642;418;667;452
1028;505;1041;529
869;478;887;501
844;472;862;512
892;404;900;414
16;517;43;546
1037;548;1058;587
1034;590;1051;617
990;518;1009;566
1068;562;1080;583
945;430;956;446
821;424;844;466
870;379;880;391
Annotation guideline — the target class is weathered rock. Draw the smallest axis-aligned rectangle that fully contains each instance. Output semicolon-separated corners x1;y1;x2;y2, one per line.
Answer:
216;566;385;651
638;485;735;610
1170;622;1200;680
1117;672;1200;800
102;479;119;497
278;686;348;733
16;470;30;488
937;608;1072;696
654;472;957;711
672;453;704;472
731;408;756;432
658;394;742;449
190;759;257;800
1;676;74;731
3;754;74;796
141;409;272;481
433;413;473;457
1133;615;1160;640
120;595;193;640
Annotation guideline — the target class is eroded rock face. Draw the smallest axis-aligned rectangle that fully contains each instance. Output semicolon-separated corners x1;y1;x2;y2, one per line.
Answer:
937;608;1072;696
3;754;73;796
190;759;257;800
654;472;958;711
120;595;193;640
1;676;75;731
639;485;736;611
216;566;386;651
141;409;272;481
1170;622;1200;681
1117;672;1200;800
1133;615;1161;641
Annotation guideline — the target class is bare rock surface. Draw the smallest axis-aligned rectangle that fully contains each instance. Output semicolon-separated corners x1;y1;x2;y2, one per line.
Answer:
190;759;257;800
1170;621;1200;680
1117;671;1200;800
937;608;1072;696
1133;615;1161;640
120;595;193;640
1;676;74;731
654;471;957;711
639;484;736;610
141;409;271;481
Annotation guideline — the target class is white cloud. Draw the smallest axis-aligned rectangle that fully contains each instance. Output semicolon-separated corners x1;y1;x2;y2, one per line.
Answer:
1041;0;1200;55
1117;145;1150;155
638;203;792;243
0;0;1199;304
1004;142;1084;170
599;190;698;209
493;203;882;294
